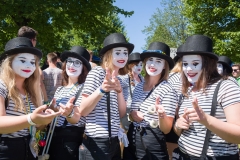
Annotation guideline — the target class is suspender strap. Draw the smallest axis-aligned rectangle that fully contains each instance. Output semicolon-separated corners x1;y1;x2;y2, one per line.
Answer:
200;80;223;160
62;85;84;128
106;92;111;140
128;76;133;99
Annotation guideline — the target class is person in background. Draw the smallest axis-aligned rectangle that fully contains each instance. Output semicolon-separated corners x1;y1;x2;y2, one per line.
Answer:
87;50;98;68
232;64;240;86
56;52;63;69
42;52;63;103
217;55;238;85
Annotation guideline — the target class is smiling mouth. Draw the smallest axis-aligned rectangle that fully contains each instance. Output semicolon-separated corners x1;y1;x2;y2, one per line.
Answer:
187;73;198;77
117;60;125;63
22;70;31;73
68;69;76;72
149;68;157;72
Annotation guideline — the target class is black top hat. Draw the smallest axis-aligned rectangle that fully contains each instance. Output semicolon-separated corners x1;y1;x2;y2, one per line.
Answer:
173;44;184;63
140;42;174;69
128;52;141;64
0;37;42;61
61;46;91;71
176;35;218;60
99;33;134;56
218;55;233;73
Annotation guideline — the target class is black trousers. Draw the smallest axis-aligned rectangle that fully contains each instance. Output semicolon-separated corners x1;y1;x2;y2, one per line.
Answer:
79;136;121;160
48;126;84;160
172;147;239;160
0;135;37;160
123;123;169;160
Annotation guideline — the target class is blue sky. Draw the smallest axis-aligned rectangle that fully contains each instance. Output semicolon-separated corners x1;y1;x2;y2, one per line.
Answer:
114;0;162;53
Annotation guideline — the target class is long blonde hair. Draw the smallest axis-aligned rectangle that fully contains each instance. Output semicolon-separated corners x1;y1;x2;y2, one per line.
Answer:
101;49;128;75
0;54;42;111
142;57;169;83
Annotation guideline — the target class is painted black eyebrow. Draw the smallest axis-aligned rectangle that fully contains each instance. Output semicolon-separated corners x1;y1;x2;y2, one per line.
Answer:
182;60;200;62
18;57;35;61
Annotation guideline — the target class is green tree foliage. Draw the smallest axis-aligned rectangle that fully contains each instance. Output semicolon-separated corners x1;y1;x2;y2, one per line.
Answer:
182;0;240;61
142;0;188;49
0;0;133;56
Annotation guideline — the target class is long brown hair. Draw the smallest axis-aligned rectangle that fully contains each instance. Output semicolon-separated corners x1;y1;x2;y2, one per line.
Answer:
100;49;128;75
128;61;140;86
62;61;89;86
142;57;169;83
181;55;222;96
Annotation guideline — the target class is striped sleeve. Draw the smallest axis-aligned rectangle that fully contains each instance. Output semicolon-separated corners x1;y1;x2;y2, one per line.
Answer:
0;80;8;99
218;80;240;109
82;66;105;96
130;82;147;111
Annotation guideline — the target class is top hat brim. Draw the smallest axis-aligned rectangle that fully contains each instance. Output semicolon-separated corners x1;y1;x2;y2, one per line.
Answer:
218;61;233;73
61;51;91;71
0;47;42;61
176;51;218;60
128;59;141;64
140;52;174;69
99;43;134;56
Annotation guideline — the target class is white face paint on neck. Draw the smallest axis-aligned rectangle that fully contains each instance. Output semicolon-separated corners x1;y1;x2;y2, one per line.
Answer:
132;61;143;74
66;57;83;77
182;55;202;85
12;53;36;78
145;57;165;76
217;63;223;75
112;47;128;68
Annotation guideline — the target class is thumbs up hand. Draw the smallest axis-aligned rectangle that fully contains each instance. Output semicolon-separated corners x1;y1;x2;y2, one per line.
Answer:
184;97;207;124
155;96;166;119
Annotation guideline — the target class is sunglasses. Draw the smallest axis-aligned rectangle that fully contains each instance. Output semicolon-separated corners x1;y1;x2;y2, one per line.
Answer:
233;69;239;72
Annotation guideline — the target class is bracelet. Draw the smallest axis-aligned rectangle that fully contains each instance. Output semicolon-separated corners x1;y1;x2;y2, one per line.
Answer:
67;109;74;118
27;114;36;126
175;121;181;130
44;101;49;105
99;87;106;94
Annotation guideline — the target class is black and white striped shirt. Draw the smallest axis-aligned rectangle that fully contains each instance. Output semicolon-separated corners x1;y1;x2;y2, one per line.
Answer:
168;72;182;96
118;74;144;107
0;80;36;138
178;80;240;157
131;81;178;127
82;66;120;138
53;83;85;127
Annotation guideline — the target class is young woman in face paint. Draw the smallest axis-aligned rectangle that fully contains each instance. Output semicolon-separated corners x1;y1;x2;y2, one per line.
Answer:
172;35;240;160
217;55;238;86
79;33;133;160
47;46;90;160
0;37;60;160
123;42;177;160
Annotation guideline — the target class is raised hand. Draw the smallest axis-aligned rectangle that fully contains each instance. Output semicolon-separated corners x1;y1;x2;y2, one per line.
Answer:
58;97;75;117
30;105;61;125
101;68;116;92
155;96;166;119
175;108;190;130
111;70;122;93
185;97;207;124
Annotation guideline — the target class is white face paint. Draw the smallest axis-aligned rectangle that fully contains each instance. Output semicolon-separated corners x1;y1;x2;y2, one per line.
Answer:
217;63;223;75
182;55;202;85
66;57;83;77
145;57;165;76
112;47;128;68
12;53;36;78
132;61;143;74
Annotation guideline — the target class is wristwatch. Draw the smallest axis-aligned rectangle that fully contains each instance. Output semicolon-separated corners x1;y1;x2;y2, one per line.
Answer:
98;87;106;96
67;109;74;118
